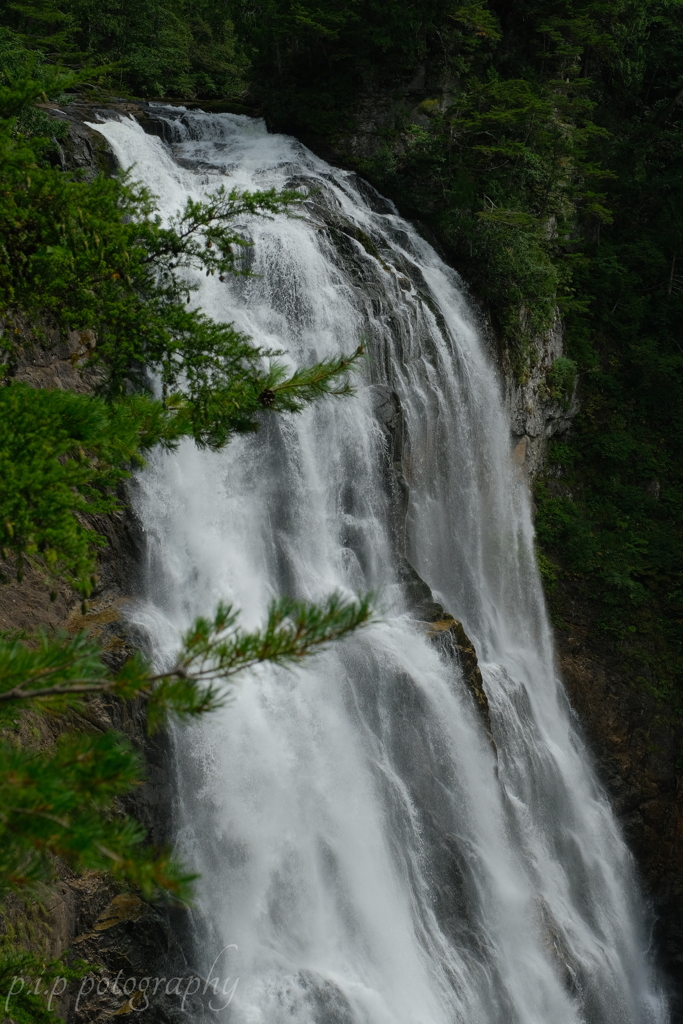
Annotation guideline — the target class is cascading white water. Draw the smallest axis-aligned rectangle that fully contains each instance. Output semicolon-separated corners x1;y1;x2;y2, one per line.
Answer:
89;108;668;1024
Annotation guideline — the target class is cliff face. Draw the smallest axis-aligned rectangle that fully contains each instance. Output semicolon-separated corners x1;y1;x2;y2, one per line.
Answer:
0;329;188;1023
288;85;683;1014
503;315;579;478
555;596;683;1007
0;108;198;1023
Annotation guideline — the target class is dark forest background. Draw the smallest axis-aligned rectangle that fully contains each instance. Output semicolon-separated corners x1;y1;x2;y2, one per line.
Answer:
3;0;683;716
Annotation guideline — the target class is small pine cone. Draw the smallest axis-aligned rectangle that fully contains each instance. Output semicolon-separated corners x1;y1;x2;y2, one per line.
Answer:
258;389;276;407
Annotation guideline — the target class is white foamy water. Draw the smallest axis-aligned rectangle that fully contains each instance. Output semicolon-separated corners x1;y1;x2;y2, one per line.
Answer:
89;108;667;1024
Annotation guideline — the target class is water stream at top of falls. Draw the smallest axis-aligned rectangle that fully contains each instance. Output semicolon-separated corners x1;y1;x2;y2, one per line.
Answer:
89;108;668;1024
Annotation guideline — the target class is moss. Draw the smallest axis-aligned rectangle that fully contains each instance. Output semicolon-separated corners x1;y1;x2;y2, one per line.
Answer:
536;550;559;591
546;356;577;408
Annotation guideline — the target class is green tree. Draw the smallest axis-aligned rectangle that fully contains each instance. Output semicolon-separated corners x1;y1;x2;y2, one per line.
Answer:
0;69;363;596
0;63;372;1020
0;595;371;1021
0;593;372;895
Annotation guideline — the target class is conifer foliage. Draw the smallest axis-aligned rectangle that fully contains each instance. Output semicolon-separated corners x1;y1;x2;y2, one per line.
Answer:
0;73;362;596
0;37;371;1019
0;594;372;895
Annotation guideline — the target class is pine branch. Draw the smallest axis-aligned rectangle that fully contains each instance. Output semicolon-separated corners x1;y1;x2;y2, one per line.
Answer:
257;345;365;412
0;947;88;1024
0;594;373;721
0;679;126;701
0;595;372;895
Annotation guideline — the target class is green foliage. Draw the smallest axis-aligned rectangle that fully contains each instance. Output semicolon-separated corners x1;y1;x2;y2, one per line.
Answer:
0;70;363;593
165;592;374;717
536;549;559;592
0;594;372;717
0;152;291;406
0;947;87;1024
0;384;181;596
225;0;683;705
0;137;361;428
547;356;577;407
527;1;683;698
2;0;247;99
0;29;70;142
0;594;372;895
0;727;192;895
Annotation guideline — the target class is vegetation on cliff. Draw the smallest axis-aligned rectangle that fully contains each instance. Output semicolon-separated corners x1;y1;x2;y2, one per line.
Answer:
217;0;683;712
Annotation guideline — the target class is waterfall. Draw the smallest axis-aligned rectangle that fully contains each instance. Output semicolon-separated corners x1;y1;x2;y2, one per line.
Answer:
89;108;668;1024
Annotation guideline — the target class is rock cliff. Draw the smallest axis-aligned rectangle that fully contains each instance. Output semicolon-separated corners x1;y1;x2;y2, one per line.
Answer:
289;81;682;1015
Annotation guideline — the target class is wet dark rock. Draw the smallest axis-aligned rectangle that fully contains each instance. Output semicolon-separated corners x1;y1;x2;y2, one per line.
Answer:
427;614;492;735
396;555;444;623
294;970;356;1024
558;641;683;1013
394;554;493;740
366;378;493;740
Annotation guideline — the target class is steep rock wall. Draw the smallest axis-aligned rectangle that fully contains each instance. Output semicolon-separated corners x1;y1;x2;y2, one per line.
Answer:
279;82;682;1013
0;110;197;1023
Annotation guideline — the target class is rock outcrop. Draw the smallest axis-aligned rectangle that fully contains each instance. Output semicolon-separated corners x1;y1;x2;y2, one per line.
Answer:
427;615;492;735
503;313;579;478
